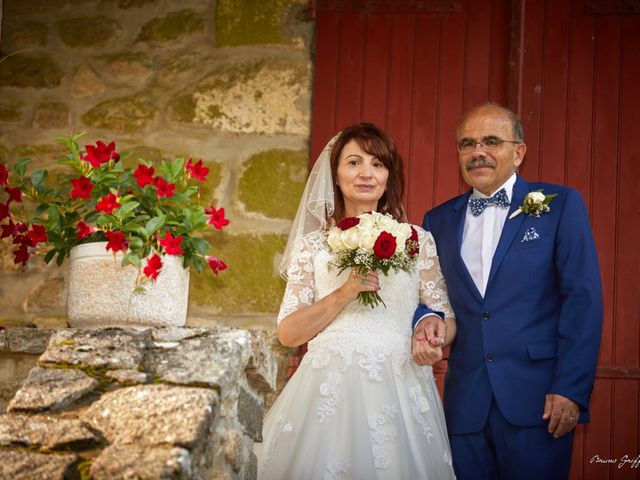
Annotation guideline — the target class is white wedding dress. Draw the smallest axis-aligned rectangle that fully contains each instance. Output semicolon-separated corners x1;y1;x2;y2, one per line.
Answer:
257;227;456;479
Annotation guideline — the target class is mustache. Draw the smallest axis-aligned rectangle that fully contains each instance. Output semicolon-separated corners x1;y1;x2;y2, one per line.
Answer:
465;158;496;171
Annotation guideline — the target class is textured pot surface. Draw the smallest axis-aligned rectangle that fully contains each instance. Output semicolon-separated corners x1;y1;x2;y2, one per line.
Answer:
67;242;189;327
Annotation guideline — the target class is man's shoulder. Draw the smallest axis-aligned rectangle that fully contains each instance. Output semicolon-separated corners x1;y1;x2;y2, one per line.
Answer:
428;192;468;215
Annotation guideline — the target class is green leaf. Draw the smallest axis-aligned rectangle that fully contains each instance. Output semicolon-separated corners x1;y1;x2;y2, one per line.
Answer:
56;251;66;266
190;237;211;256
122;253;142;268
118;201;140;215
13;158;31;177
145;216;165;235
44;249;57;264
31;169;48;187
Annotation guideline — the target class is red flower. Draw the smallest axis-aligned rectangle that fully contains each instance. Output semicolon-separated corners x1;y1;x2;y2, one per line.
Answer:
70;177;94;200
76;221;96;240
206;256;227;275
96;193;120;215
83;140;120;168
337;217;359;230
105;231;128;253
185;158;209;181
5;186;22;203
143;253;163;280
133;164;155;188
13;243;30;265
205;206;230;230
373;231;397;259
0;202;9;221
0;164;8;185
159;230;184;255
406;226;419;256
1;220;27;239
154;177;175;198
27;225;47;245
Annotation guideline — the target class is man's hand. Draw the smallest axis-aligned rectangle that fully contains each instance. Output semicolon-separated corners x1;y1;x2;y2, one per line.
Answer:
543;393;580;438
412;316;446;365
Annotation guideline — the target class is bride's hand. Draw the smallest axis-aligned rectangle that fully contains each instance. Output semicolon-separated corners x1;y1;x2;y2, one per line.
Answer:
412;331;443;365
339;271;380;302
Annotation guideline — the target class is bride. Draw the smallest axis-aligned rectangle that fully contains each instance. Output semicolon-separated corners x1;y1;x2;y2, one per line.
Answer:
257;123;457;479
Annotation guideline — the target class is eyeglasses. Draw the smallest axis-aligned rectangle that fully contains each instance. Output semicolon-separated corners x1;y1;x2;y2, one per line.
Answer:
456;136;521;154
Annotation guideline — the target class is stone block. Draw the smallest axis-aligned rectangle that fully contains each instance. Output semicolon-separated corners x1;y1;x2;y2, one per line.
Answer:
7;22;48;46
90;444;192;480
149;329;251;390
0;449;77;480
238;148;307;219
6;328;54;354
246;329;277;393
23;277;66;314
72;64;105;98
81;93;157;133
81;384;217;447
237;386;262;441
39;328;151;370
0;413;98;450
33;100;70;129
56;16;120;48
0;53;61;88
192;60;311;135
216;0;293;47
137;10;204;43
8;367;98;413
0;100;23;122
190;233;287;315
0;330;6;351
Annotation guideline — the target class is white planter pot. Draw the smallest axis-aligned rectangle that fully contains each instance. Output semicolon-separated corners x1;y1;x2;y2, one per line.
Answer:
67;242;189;328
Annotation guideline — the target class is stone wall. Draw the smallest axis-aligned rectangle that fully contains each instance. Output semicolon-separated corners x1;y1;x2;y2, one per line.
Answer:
0;325;277;479
0;0;314;328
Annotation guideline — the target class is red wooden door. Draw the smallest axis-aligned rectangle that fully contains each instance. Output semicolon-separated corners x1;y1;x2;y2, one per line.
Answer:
310;1;640;478
515;1;640;479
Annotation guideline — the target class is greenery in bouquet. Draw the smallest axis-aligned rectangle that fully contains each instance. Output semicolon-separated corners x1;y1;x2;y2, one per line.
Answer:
0;133;229;286
326;211;419;308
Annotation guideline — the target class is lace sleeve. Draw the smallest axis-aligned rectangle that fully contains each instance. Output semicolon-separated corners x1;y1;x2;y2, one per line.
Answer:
276;233;322;324
416;226;455;319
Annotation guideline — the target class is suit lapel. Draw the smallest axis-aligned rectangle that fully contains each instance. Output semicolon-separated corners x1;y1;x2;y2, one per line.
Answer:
486;176;529;291
452;191;484;303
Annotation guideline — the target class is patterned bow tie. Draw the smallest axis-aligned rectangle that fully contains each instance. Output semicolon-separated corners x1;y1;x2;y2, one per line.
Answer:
469;188;510;217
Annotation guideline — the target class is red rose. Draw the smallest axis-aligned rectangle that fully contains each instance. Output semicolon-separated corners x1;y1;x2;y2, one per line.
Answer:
373;231;397;259
337;217;360;230
407;226;419;256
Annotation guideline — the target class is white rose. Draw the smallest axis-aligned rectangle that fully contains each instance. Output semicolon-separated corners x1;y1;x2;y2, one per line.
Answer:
359;230;378;251
358;214;377;231
527;191;545;203
393;223;412;246
377;215;398;233
341;228;361;249
327;228;345;252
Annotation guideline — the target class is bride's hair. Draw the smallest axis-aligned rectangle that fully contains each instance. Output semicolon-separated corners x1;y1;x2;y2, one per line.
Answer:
329;122;406;223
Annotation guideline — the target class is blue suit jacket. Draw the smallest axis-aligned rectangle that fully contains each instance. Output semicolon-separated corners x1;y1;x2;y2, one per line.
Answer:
414;176;602;435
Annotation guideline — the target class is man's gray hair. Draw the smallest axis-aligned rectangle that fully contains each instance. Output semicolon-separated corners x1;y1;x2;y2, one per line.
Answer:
457;103;525;143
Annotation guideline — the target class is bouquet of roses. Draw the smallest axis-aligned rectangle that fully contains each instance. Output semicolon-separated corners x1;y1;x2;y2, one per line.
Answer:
326;211;419;308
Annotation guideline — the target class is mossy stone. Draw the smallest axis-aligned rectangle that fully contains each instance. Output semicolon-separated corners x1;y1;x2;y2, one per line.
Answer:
216;0;294;46
0;145;8;163
190;232;286;315
167;94;197;123
9;22;48;46
10;143;69;166
137;10;205;43
5;0;66;15
0;101;23;122
0;53;62;88
81;94;156;133
238;149;307;219
123;146;174;169
34;99;70;129
57;16;120;48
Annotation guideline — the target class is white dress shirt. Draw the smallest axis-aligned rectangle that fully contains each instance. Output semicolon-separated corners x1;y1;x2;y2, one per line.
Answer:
461;173;517;297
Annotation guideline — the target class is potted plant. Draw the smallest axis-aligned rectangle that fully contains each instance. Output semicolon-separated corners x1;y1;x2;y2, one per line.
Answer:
0;133;229;327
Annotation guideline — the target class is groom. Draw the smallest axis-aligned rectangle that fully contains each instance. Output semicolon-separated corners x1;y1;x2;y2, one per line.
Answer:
412;104;602;479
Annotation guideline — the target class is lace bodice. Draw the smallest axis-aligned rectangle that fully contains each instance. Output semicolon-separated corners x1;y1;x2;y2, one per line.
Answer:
277;226;453;342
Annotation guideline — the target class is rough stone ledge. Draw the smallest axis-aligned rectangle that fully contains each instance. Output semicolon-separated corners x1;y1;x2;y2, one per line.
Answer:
0;326;277;480
6;328;55;354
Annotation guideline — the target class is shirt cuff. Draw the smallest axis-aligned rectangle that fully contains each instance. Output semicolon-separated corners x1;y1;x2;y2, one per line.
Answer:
413;313;444;330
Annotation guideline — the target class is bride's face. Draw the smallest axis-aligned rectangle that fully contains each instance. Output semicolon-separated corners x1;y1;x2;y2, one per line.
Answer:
336;139;389;215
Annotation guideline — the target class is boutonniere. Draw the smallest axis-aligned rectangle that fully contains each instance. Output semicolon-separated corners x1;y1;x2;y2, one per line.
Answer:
509;189;558;219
